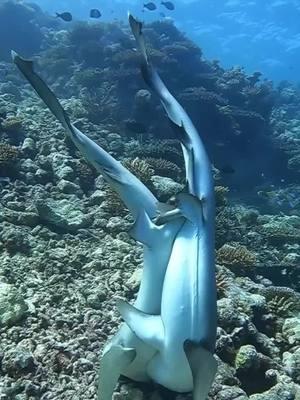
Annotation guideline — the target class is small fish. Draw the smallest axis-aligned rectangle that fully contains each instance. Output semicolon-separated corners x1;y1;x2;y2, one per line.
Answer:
159;12;166;17
161;1;175;10
90;9;101;18
55;12;72;22
144;2;157;11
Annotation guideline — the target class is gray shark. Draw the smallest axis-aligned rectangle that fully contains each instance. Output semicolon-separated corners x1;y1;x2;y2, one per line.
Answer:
11;50;185;400
116;14;217;400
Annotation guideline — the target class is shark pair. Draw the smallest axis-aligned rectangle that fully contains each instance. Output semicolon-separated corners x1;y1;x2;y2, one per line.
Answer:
12;14;217;400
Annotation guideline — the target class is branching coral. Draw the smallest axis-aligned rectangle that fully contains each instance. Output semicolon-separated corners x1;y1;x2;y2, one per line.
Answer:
122;157;154;187
216;268;231;299
73;69;103;90
74;160;97;193
260;286;300;318
178;86;227;106
260;221;300;244
144;157;183;181
68;22;105;46
1;116;22;133
216;207;243;247
0;143;19;177
98;157;155;218
217;243;257;269
101;187;127;217
215;186;229;207
110;49;141;68
268;296;298;318
124;140;183;166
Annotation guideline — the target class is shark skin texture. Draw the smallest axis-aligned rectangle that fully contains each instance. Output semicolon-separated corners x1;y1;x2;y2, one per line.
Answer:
11;51;185;400
116;14;218;400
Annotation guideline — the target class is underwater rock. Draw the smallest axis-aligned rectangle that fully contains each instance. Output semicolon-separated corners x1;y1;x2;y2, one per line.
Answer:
35;167;52;184
217;298;247;331
0;282;28;327
282;317;300;346
259;216;300;245
151;175;183;201
126;268;142;292
34;196;92;231
55;165;75;182
87;190;106;206
248;381;298;400
1;226;31;254
1;344;36;377
57;179;82;196
106;216;132;233
235;345;260;371
214;385;249;400
283;349;300;383
1;208;39;227
21;137;36;158
134;89;152;109
50;152;75;182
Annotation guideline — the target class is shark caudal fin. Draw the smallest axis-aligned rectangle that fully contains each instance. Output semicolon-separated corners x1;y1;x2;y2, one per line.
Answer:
11;51;158;220
11;51;72;133
128;13;183;128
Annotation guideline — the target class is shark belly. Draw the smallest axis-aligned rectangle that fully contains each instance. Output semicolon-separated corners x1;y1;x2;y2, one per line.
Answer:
146;220;216;392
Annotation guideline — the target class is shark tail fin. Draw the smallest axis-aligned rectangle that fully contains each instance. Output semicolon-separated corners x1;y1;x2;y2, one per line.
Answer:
128;13;183;128
184;340;217;400
11;51;73;135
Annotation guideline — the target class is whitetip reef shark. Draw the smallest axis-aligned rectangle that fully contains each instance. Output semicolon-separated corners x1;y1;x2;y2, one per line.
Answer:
11;12;217;400
11;50;185;398
115;14;217;400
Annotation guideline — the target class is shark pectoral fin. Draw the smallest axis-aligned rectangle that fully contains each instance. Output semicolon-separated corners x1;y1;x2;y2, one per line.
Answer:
184;340;217;400
176;192;205;228
116;298;164;350
129;209;157;246
98;344;136;400
154;207;183;226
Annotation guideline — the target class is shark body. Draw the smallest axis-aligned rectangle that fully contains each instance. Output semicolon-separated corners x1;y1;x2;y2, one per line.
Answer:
12;12;217;399
117;15;217;400
11;51;184;398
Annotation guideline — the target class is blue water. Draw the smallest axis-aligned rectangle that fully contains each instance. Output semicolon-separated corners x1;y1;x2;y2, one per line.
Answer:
30;0;300;84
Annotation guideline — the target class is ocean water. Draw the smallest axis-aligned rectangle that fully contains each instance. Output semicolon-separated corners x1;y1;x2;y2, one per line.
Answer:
0;0;299;399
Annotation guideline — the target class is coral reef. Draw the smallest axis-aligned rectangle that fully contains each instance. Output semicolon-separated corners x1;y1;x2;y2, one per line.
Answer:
217;243;257;269
0;13;300;400
0;142;19;177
